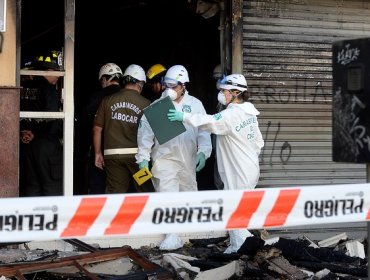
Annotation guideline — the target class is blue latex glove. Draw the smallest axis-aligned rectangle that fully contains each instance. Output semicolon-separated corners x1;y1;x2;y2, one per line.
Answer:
195;152;206;172
139;160;149;169
167;109;184;122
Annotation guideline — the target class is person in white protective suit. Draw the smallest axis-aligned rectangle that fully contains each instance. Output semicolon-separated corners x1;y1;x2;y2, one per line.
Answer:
135;65;212;250
167;73;264;254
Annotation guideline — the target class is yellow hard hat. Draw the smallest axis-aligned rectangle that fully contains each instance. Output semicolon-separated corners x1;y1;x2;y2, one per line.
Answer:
146;64;166;80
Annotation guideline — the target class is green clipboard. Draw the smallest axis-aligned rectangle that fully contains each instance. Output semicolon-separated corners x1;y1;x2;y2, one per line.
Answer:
143;96;186;145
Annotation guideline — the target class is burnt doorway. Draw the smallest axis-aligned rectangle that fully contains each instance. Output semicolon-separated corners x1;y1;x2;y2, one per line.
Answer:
73;0;221;193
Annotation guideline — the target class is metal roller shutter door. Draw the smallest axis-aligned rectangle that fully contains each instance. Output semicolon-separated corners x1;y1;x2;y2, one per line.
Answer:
243;0;370;187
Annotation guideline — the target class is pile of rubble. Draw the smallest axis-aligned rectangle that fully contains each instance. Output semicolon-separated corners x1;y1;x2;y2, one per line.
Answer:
0;232;367;279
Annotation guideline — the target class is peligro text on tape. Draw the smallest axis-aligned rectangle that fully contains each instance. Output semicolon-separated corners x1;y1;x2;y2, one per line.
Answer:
0;183;368;242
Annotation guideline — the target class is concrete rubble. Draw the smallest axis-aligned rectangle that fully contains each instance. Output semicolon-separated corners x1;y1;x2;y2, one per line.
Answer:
0;232;367;280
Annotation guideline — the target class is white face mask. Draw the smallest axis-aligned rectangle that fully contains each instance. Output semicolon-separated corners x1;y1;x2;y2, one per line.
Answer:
163;88;178;101
217;91;227;106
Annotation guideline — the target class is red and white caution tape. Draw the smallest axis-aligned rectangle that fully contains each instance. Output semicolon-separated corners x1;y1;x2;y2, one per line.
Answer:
0;183;369;242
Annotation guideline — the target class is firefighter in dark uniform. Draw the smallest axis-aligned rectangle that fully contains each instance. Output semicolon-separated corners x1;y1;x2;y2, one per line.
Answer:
20;51;64;196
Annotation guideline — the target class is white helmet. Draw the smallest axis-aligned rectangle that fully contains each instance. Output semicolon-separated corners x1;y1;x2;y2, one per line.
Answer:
98;63;123;80
163;65;189;85
218;74;248;91
123;64;146;83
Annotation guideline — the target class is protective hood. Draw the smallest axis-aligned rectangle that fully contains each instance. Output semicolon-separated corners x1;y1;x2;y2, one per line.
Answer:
232;102;260;116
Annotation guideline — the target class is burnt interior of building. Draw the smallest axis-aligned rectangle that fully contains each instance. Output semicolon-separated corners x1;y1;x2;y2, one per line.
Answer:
20;0;223;193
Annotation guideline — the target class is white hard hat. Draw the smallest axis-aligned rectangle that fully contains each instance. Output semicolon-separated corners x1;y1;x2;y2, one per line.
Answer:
219;74;248;91
163;65;189;85
98;63;123;80
123;64;146;83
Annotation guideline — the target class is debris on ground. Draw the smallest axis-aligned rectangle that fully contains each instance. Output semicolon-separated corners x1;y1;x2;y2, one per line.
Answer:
0;233;367;279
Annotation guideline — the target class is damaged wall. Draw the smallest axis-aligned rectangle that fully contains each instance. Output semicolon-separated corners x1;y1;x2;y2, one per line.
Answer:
0;0;19;197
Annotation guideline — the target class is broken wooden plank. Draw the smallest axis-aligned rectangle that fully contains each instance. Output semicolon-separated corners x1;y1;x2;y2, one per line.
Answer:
291;260;367;277
194;260;240;280
0;245;173;279
266;256;308;279
64;239;98;252
317;233;348;248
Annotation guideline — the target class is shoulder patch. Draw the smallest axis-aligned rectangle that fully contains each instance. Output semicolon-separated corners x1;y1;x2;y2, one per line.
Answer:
213;113;222;120
182;105;191;113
